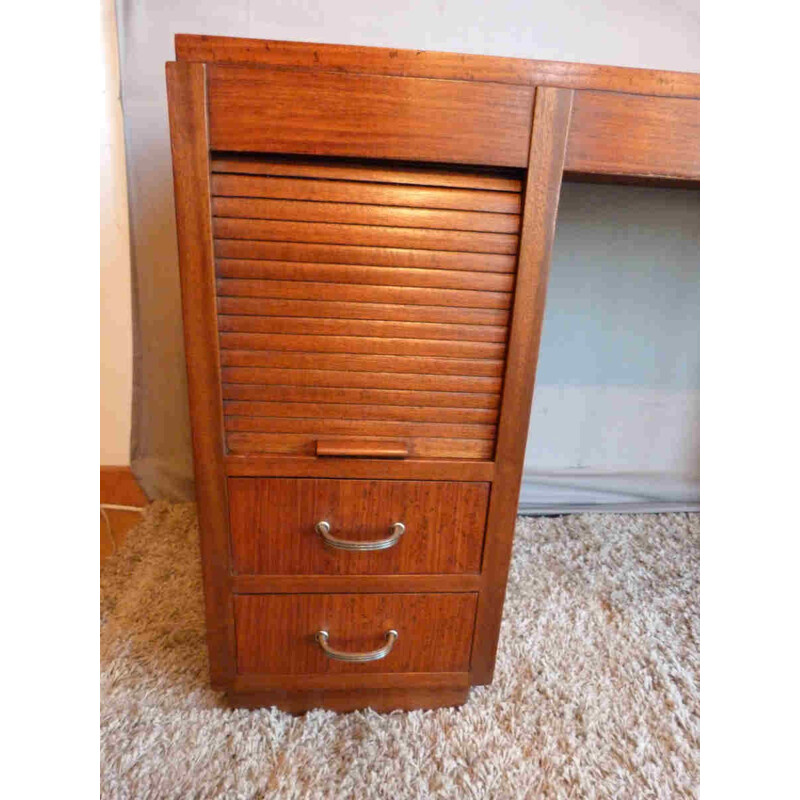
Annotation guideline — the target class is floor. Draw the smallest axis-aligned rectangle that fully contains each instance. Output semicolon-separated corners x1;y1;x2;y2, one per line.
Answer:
100;502;699;799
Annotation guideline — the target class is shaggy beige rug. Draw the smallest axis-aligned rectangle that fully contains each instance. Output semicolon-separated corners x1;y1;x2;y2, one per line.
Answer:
100;502;699;799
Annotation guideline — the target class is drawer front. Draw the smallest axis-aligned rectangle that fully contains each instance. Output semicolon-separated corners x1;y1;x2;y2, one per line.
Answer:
234;592;477;674
229;477;489;575
213;153;522;461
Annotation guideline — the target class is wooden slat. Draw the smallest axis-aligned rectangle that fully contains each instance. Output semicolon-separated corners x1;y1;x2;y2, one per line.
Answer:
211;174;521;214
216;279;511;310
215;259;515;292
217;314;508;343
221;383;500;410
207;65;534;167
225;415;496;440
217;297;510;326
219;349;504;378
221;366;502;393
212;197;520;234
213;218;519;255
223;401;499;424
565;91;700;181
177;35;700;99
215;239;518;273
219;332;504;360
227;433;495;459
211;154;523;191
224;454;495;481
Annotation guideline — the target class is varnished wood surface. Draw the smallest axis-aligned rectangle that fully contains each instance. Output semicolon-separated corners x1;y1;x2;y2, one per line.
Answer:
471;87;574;684
218;315;509;343
211;154;522;191
315;439;409;459
232;574;482;594
224;455;495;482
215;240;518;273
166;61;236;688
177;34;700;98
207;65;534;167
212;173;522;214
168;35;698;710
227;433;495;460
565;90;700;181
212;154;519;461
228;478;489;575
234;592;477;674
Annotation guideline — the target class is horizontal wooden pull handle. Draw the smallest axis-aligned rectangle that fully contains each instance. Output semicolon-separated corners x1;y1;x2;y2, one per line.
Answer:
315;438;409;459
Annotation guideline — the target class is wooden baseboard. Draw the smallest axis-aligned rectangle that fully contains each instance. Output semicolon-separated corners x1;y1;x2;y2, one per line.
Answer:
101;466;148;561
100;465;148;506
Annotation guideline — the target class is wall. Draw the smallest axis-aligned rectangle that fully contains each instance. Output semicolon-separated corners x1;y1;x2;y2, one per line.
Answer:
114;1;700;507
100;0;133;465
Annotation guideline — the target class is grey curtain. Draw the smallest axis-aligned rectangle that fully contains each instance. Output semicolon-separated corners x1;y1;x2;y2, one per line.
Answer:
117;5;699;508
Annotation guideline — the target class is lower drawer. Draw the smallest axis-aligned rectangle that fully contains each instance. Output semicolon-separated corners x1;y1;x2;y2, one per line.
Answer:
234;593;477;674
229;477;489;574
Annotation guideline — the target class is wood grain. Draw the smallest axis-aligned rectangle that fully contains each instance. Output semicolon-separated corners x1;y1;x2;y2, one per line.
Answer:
219;331;506;359
315;439;409;459
221;367;502;393
232;574;482;594
177;34;700;99
221;383;500;409
225;416;496;441
228;477;489;574
207;65;534;166
214;240;518;273
212;198;520;233
219;349;504;378
215;278;512;309
224;455;494;481
215;260;515;292
213;217;519;254
471;87;574;684
565;90;699;181
234;593;478;674
223;400;498;424
217;314;508;343
216;297;510;326
227;433;495;459
165;61;235;688
211;154;522;191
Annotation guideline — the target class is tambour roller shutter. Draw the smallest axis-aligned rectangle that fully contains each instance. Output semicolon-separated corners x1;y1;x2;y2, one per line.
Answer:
211;154;523;460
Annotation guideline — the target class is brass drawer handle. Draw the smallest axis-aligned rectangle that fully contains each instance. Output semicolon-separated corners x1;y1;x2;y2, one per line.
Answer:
315;520;405;551
315;629;398;662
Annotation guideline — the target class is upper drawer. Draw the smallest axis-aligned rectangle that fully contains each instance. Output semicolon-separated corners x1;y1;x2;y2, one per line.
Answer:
229;477;489;575
214;154;522;461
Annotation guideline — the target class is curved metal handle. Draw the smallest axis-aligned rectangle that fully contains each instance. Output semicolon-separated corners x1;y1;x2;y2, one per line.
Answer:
315;629;398;662
315;520;405;551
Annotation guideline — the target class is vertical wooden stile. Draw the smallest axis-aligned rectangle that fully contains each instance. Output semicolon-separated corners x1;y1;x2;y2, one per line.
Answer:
470;87;574;684
166;61;235;687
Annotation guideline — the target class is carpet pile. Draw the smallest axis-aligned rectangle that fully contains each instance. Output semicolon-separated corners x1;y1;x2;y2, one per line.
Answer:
100;502;699;799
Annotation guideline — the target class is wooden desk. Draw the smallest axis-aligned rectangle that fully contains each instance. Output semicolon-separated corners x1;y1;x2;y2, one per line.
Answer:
167;35;699;712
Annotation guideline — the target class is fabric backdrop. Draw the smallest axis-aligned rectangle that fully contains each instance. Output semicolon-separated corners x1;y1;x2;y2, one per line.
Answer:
116;1;699;510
